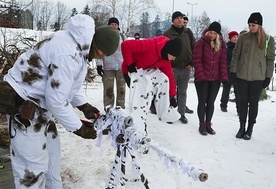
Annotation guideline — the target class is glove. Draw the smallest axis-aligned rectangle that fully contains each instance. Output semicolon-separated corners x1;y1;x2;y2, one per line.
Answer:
73;120;97;139
263;77;271;89
97;66;104;76
123;73;130;87
169;96;177;108
230;73;237;84
77;103;100;119
127;62;137;73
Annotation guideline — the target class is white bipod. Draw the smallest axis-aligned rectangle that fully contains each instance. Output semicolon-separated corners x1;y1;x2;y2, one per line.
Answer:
95;107;150;189
94;107;208;189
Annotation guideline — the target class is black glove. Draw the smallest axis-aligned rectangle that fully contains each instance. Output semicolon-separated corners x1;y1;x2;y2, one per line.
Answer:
73;120;97;139
263;77;271;89
97;66;104;76
123;73;130;87
169;96;177;108
230;73;237;84
77;103;100;119
128;62;137;73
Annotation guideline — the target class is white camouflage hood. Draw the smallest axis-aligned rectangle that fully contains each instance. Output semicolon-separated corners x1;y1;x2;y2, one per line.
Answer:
68;14;95;56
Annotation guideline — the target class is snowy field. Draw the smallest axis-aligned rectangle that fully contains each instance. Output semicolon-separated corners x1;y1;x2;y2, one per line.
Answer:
59;76;276;189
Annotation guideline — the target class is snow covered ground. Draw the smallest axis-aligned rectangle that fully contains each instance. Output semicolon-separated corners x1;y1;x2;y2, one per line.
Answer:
59;76;276;189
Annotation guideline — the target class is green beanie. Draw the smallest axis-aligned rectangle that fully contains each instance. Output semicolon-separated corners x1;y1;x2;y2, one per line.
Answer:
93;25;119;56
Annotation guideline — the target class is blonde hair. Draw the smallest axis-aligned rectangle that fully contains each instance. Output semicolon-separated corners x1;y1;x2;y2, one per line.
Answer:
257;26;266;50
205;31;221;52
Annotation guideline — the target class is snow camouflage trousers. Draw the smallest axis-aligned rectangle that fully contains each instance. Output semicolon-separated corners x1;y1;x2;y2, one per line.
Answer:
129;69;180;134
8;107;62;189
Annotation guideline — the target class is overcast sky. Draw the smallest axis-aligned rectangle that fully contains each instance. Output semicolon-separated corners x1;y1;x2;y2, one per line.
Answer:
58;0;276;36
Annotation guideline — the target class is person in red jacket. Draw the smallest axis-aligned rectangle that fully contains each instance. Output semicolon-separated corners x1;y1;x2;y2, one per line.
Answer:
121;36;182;133
193;22;228;136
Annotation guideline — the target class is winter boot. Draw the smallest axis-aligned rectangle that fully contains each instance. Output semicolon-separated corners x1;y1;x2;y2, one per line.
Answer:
199;122;207;136
243;123;254;140
236;122;245;138
179;115;188;124
206;122;216;135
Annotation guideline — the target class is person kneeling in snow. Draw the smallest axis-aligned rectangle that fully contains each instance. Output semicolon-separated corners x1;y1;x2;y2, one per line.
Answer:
4;14;119;189
121;36;182;133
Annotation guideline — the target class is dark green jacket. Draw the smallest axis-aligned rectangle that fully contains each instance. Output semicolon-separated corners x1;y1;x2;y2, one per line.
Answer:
163;26;195;68
230;32;275;81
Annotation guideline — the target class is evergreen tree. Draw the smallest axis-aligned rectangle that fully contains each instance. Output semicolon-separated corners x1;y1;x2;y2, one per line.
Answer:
152;14;161;37
71;8;78;17
140;12;150;38
162;12;172;32
81;4;90;15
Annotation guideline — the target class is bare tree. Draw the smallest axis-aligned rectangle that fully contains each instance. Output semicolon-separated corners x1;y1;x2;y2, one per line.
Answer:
89;3;110;27
123;0;157;34
193;11;211;40
30;0;54;30
89;0;157;34
54;1;70;30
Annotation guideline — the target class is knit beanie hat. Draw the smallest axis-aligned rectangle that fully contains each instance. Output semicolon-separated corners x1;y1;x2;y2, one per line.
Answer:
183;16;189;21
108;17;119;26
247;12;262;26
155;29;162;36
172;11;183;22
161;37;182;60
228;31;239;40
208;21;221;34
134;33;140;39
93;25;119;56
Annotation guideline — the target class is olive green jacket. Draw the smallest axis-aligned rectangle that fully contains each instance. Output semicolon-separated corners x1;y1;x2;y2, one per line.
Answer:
163;26;195;68
230;32;275;81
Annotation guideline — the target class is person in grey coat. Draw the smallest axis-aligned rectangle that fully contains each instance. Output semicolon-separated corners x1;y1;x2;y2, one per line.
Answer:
230;12;275;140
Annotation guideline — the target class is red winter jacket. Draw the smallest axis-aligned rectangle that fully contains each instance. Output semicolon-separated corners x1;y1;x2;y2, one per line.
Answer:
121;36;176;96
193;32;228;82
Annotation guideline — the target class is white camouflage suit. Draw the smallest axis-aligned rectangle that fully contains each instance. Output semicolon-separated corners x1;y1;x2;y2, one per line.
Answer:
4;14;95;188
129;69;180;134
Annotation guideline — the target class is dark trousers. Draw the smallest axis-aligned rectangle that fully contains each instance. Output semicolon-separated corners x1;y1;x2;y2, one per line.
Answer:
220;82;240;113
195;80;220;123
236;78;263;124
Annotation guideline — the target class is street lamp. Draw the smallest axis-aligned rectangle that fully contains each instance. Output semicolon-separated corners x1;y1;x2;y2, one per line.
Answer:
172;0;175;13
187;2;198;30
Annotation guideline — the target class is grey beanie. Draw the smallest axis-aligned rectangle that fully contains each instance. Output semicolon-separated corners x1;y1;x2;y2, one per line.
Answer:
93;25;119;56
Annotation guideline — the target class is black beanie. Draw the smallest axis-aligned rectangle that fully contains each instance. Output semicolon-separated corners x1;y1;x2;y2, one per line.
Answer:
172;11;183;22
161;37;182;60
247;12;262;26
108;17;119;26
208;21;221;34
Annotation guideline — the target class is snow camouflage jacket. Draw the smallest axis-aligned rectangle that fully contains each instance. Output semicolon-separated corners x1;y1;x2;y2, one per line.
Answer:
4;14;95;132
121;36;177;97
193;30;228;82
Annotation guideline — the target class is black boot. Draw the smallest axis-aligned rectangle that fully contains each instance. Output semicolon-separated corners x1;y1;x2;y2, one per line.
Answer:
236;122;245;138
243;123;254;140
199;122;207;136
206;122;216;135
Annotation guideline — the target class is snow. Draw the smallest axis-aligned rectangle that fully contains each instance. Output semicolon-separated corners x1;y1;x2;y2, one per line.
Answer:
59;76;276;189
